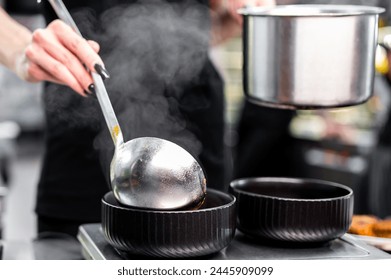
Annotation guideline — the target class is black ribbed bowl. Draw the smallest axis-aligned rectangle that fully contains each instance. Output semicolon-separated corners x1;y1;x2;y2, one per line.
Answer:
230;177;353;243
101;189;236;258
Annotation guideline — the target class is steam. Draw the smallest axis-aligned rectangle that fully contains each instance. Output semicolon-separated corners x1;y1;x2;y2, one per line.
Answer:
45;0;212;180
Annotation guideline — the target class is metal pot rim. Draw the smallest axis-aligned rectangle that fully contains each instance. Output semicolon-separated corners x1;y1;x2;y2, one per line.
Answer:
238;4;385;17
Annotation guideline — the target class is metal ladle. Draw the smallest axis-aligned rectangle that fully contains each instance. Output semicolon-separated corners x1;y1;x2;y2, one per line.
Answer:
47;0;207;210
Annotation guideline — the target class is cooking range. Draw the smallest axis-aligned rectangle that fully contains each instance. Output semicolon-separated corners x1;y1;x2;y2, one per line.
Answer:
77;224;390;260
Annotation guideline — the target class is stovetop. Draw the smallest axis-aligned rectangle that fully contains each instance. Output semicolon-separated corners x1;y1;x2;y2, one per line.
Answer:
77;224;391;260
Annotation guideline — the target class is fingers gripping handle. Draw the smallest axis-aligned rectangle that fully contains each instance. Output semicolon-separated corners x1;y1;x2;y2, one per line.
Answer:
46;0;124;146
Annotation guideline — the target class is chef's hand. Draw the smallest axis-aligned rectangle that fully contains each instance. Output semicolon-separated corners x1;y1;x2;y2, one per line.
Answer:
225;0;275;25
15;20;107;97
210;0;275;45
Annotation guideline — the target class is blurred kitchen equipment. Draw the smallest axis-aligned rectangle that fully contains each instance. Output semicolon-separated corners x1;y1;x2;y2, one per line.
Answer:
0;121;20;238
0;121;20;187
5;0;40;14
240;5;385;109
230;177;353;243
101;189;236;258
377;26;391;74
0;186;7;239
47;0;207;210
380;27;391;50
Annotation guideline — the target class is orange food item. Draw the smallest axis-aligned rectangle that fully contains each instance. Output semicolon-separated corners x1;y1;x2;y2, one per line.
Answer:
372;220;391;238
348;215;379;236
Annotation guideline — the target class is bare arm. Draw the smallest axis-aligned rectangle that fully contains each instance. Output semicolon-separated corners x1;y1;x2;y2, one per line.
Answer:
0;7;31;73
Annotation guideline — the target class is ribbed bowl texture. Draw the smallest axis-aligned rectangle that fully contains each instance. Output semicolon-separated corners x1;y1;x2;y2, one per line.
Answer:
230;177;353;243
102;189;236;258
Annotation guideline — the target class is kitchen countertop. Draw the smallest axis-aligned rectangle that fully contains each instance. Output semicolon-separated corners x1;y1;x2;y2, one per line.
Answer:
1;232;83;260
78;224;391;260
2;223;390;260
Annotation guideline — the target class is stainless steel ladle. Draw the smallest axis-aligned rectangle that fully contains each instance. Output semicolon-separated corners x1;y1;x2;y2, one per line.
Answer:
47;0;207;210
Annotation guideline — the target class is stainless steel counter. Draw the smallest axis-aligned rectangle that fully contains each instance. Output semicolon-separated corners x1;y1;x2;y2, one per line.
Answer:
78;224;390;260
1;232;83;260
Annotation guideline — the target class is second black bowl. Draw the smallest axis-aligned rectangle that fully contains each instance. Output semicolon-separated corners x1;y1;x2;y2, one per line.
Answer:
230;177;354;243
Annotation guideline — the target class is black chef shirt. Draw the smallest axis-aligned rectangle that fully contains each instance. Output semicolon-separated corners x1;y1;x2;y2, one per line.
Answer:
37;0;224;223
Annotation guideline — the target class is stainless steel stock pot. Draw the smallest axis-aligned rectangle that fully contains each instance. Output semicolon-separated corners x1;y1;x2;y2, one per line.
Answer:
240;5;385;109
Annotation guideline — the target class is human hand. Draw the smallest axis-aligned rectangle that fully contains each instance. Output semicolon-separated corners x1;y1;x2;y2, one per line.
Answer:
210;0;275;45
227;0;275;24
213;0;275;25
15;20;108;97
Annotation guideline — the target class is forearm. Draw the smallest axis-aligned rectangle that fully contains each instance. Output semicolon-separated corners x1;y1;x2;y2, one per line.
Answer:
0;8;32;73
210;0;241;46
210;11;241;46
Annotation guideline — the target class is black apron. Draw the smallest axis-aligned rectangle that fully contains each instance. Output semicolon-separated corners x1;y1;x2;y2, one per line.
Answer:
37;0;224;225
233;101;296;179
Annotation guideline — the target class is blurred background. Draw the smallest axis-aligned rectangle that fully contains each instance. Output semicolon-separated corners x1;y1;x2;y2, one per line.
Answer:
0;0;45;242
1;0;391;242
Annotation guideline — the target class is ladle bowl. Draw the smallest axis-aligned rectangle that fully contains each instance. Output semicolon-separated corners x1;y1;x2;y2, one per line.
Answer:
111;137;207;210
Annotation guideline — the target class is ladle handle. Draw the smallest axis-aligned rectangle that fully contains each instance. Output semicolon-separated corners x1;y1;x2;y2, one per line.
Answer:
47;0;124;146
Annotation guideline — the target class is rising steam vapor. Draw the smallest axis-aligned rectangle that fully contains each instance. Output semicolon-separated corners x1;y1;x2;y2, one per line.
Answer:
46;0;213;182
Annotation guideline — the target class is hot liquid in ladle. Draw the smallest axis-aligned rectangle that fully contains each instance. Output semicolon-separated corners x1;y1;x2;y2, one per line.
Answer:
47;0;207;210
